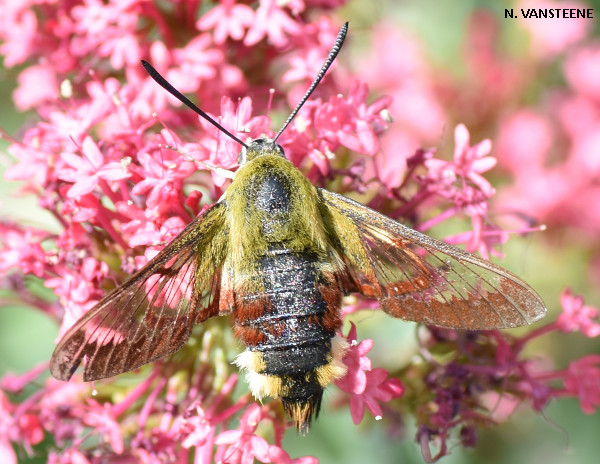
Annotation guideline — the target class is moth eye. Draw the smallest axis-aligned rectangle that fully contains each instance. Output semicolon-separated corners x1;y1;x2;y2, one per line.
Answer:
275;144;285;157
238;147;248;165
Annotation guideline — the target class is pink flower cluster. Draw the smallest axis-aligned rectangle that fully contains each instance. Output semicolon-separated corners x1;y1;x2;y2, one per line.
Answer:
0;1;397;462
412;288;600;462
1;0;599;463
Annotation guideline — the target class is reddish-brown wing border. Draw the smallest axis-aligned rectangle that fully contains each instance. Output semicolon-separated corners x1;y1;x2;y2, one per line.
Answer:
50;203;228;381
321;189;546;329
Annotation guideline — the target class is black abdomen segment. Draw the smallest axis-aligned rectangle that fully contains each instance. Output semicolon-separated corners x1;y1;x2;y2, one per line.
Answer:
240;249;335;374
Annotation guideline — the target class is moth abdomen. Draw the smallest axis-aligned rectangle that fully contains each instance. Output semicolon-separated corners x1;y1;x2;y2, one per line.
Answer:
235;249;339;346
233;247;348;430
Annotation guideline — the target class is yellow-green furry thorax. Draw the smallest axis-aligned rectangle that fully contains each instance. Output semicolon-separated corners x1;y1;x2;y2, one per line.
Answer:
225;153;329;271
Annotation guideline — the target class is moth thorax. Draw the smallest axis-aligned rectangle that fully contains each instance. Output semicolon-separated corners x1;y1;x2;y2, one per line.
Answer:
253;172;291;237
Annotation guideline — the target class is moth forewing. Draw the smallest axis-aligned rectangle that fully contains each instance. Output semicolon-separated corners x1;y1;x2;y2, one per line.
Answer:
320;189;546;329
49;203;229;381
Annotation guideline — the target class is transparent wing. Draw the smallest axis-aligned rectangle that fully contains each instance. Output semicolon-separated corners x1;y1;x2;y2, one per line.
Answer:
321;190;546;329
50;203;228;381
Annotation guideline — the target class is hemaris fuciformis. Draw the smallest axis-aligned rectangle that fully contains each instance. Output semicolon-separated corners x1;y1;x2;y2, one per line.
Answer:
50;22;546;432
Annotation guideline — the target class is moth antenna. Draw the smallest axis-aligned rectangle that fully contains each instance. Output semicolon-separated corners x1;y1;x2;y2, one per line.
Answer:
141;60;249;149
273;22;349;143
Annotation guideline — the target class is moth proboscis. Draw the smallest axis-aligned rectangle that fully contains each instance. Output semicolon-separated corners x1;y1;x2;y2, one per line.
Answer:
50;22;546;432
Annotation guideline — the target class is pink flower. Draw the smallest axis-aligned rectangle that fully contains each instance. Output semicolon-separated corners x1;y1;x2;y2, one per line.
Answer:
0;8;37;67
313;81;392;156
0;439;16;464
355;23;445;142
280;18;341;85
13;63;59;110
496;110;553;176
0;393;18;464
180;405;216;449
557;94;599;140
347;368;404;424
177;374;245;464
442;216;510;260
425;123;495;199
244;0;301;47
49;448;91;464
71;0;142;68
0;362;48;393
0;389;44;458
0;225;48;278
419;124;504;254
57;136;131;199
564;44;600;101
336;324;404;424
563;355;600;414
496;168;568;232
283;46;330;84
374;131;412;189
18;414;44;448
198;96;271;171
84;78;134;139
197;0;254;44
214;404;270;464
4;142;53;188
451;123;496;196
45;257;106;305
60;193;102;223
117;201;164;248
130;149;195;215
82;401;124;454
335;323;373;394
557;288;600;337
267;445;318;464
169;34;225;91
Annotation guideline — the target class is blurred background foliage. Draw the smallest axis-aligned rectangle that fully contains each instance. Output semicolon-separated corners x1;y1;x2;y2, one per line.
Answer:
1;0;600;463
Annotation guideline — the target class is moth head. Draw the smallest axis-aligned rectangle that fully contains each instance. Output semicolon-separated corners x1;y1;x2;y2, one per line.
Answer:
238;137;285;165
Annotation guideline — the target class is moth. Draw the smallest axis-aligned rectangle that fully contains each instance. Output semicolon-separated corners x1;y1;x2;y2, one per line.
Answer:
50;23;546;432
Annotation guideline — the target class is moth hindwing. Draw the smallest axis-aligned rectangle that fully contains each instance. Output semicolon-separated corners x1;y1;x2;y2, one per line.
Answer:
50;22;545;432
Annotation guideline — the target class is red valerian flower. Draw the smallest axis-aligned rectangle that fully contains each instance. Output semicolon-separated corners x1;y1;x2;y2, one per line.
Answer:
244;0;301;46
267;445;319;464
562;355;600;414
314;81;392;156
197;0;255;44
424;124;495;201
0;225;48;278
82;400;124;454
57;136;131;199
198;96;272;171
336;324;404;424
214;404;271;464
335;323;373;394
347;368;404;424
557;288;600;338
